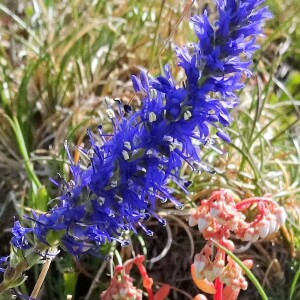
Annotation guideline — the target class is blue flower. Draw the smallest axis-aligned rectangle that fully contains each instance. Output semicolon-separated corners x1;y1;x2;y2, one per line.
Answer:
0;256;9;273
175;0;271;144
11;221;33;249
13;0;271;254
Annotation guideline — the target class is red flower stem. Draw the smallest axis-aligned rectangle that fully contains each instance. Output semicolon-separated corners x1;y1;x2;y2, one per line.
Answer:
147;287;155;300
213;250;225;300
214;277;223;300
235;197;274;211
114;255;155;300
136;261;154;300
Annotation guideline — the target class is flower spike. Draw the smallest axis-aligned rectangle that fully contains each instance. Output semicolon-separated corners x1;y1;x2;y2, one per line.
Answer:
11;0;272;256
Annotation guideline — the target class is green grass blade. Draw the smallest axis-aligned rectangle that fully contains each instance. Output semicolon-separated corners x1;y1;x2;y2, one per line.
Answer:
289;265;300;300
0;4;42;48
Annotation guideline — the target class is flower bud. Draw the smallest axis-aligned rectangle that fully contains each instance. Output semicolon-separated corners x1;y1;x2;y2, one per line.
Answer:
222;239;235;251
194;295;208;300
242;227;254;241
198;216;209;233
275;207;287;225
267;215;276;234
194;254;206;274
189;215;198;227
257;219;269;238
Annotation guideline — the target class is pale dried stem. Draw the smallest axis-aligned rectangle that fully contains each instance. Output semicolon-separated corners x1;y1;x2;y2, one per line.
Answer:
30;257;52;298
84;261;108;300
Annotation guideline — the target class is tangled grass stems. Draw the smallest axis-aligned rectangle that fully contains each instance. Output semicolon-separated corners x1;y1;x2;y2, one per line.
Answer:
147;222;172;265
159;213;195;261
0;0;299;299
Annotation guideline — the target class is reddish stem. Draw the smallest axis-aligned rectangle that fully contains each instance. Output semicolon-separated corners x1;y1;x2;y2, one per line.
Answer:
135;260;154;300
235;197;274;211
147;287;155;300
213;250;225;300
115;255;155;300
214;277;223;300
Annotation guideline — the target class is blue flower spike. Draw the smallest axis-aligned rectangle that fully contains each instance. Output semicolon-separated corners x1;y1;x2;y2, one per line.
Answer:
11;0;271;255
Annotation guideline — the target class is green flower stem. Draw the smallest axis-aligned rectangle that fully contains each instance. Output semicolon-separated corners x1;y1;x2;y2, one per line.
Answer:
0;261;28;294
0;245;50;296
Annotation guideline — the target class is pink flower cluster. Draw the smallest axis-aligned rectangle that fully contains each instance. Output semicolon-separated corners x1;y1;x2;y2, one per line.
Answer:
189;189;286;248
100;273;143;300
192;242;252;293
189;189;286;299
100;255;170;300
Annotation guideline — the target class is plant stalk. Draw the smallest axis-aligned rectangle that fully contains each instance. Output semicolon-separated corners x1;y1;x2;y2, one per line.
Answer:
30;257;52;298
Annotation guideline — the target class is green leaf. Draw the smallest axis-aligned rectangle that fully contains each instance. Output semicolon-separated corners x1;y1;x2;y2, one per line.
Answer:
63;272;78;297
